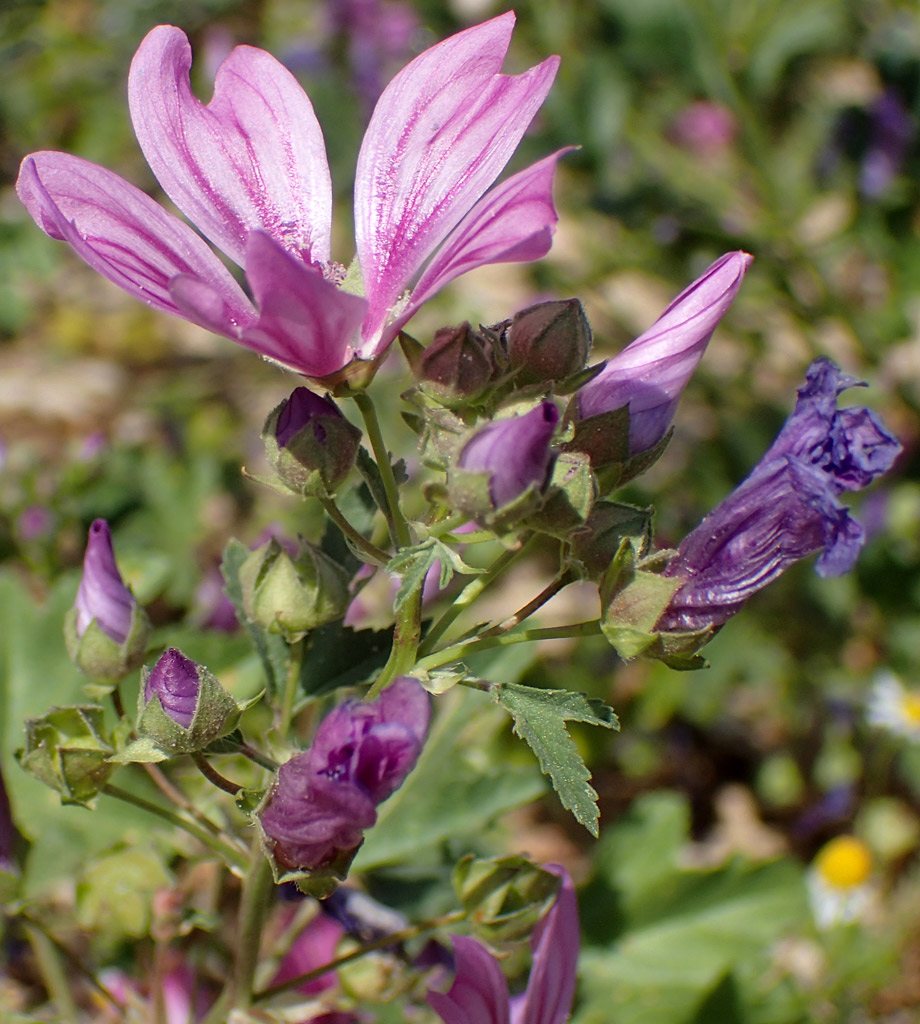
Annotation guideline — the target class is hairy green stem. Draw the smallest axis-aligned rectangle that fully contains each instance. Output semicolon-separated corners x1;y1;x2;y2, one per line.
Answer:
192;752;242;795
353;390;411;549
415;619;603;675
232;850;276;1010
278;637;306;735
418;535;536;657
368;586;423;698
224;739;280;772
478;570;574;640
102;784;248;872
319;493;390;564
254;908;466;1003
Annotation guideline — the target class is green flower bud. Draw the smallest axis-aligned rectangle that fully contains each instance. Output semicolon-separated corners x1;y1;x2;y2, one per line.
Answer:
507;298;592;386
238;538;350;642
452;854;561;943
415;322;494;407
262;388;362;496
17;705;114;807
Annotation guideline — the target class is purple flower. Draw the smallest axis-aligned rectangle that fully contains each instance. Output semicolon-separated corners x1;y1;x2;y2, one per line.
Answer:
270;912;346;996
17;15;565;383
656;358;901;633
428;866;578;1024
275;388;340;447
458;402;560;508
258;677;429;874
576;252;752;455
144;648;200;728
860;89;914;199
670;101;737;156
74;519;136;645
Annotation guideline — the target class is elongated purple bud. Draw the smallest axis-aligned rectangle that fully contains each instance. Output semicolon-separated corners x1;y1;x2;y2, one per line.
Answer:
74;519;135;644
457;402;559;508
144;648;199;728
657;358;901;633
577;251;752;455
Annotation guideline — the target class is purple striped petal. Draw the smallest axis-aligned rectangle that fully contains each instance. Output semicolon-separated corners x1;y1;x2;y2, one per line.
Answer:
16;153;256;334
129;26;332;268
387;149;571;351
240;232;367;377
355;12;559;347
428;936;511;1024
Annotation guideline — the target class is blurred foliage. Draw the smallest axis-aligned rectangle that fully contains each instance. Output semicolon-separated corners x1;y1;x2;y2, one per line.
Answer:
1;0;920;1020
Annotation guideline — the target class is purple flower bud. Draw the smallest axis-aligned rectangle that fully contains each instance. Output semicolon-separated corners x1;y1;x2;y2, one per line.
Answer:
275;387;339;447
656;358;901;633
258;677;429;876
577;251;752;455
457;402;559;509
144;648;200;728
860;89;914;199
74;519;136;644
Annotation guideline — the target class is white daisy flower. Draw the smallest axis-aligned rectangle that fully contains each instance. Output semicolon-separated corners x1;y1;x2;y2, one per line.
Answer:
807;835;874;930
866;672;920;741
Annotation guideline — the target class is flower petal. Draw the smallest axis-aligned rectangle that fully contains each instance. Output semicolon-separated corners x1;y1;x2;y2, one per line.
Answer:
355;12;559;345
384;149;571;350
129;25;332;268
16;152;256;334
427;936;511;1024
240;233;367;378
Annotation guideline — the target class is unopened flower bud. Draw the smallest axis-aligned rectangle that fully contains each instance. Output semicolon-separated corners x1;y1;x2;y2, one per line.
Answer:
65;520;150;684
239;537;351;642
257;677;430;890
507;298;592;386
17;705;114;807
125;648;242;758
263;388;361;495
415;323;494;406
449;402;559;526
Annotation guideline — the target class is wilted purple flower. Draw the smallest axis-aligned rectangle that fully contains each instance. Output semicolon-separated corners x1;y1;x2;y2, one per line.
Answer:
74;519;136;645
576;252;752;455
258;677;429;874
458;402;560;508
144;648;199;728
18;15;565;384
656;358;901;633
428;866;578;1024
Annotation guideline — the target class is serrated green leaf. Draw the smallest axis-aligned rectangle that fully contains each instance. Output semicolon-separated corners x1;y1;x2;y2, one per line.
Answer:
387;539;440;613
221;539;290;698
493;682;618;836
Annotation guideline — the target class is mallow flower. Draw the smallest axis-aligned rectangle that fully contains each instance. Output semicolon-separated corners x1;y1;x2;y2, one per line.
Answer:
428;865;578;1024
257;677;429;882
65;519;150;682
17;14;565;385
656;358;901;633
576;251;752;456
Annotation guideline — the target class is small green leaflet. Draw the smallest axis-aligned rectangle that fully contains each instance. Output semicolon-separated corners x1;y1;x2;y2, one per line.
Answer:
386;538;483;612
493;682;618;836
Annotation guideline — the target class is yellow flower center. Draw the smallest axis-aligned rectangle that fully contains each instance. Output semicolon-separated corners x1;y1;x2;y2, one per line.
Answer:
814;836;872;890
899;692;920;725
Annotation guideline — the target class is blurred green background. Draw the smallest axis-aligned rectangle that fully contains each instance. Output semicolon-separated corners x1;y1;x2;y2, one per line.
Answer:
2;0;920;1020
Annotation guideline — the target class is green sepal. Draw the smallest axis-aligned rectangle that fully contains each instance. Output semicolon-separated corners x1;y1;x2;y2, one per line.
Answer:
17;704;115;807
453;854;561;944
525;449;597;539
64;602;151;687
569;501;654;581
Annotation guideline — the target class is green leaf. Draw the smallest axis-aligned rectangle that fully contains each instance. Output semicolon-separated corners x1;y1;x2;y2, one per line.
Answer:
221;539;290;698
354;687;545;870
386;538;483;612
300;621;394;698
493;682;618;836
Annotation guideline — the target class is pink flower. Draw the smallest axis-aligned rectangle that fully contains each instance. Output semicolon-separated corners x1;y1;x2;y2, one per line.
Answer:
17;15;565;384
428;867;579;1024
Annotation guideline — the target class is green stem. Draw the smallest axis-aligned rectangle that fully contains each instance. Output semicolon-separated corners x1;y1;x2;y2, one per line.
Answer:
477;570;574;640
278;637;305;735
102;784;248;873
353;390;411;548
225;740;280;772
319;493;390;565
368;586;423;698
192;752;242;795
232;850;276;1010
142;763;226;838
427;512;472;538
254;908;466;1003
418;535;536;657
23;920;81;1023
415;619;603;675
